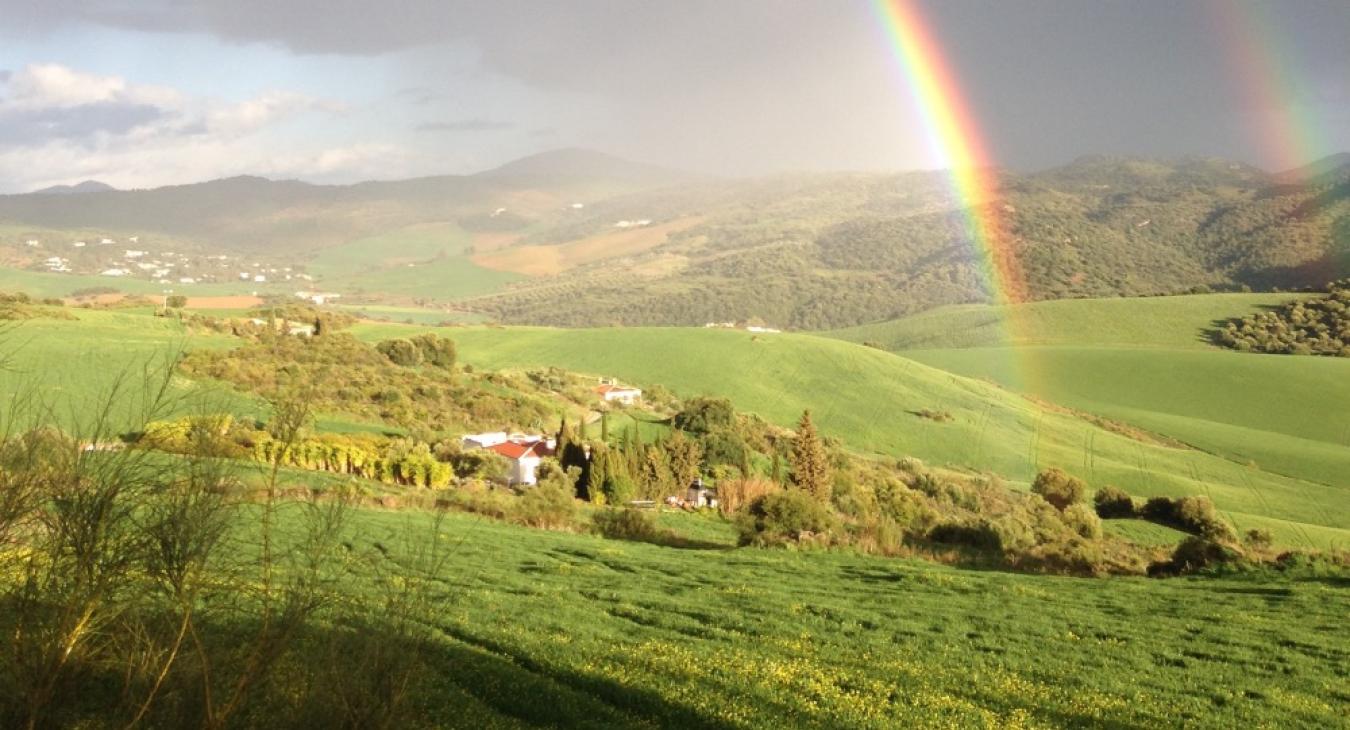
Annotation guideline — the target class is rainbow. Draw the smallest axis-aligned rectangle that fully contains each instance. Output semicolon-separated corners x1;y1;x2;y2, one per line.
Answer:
1205;0;1330;177
869;0;1028;316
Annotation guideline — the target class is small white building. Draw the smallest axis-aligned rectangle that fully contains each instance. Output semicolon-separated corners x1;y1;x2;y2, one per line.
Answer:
178;277;196;284
99;238;114;245
595;382;643;405
124;250;146;258
253;274;266;283
25;239;39;247
73;241;87;248
486;440;556;485
100;268;129;277
460;431;508;450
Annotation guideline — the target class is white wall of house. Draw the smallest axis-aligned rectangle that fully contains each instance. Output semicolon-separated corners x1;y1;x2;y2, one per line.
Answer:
512;455;542;485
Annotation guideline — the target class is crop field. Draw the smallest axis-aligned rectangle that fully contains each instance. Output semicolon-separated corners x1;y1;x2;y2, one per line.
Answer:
0;308;254;432
830;294;1350;499
472;218;699;276
335;303;487;325
317;506;1350;728
350;322;1350;549
308;224;522;300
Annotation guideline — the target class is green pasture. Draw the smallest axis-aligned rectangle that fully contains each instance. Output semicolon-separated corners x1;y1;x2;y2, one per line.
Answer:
349;322;1350;549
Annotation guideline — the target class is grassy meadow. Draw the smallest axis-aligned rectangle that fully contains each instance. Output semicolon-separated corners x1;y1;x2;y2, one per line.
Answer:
314;506;1350;728
829;294;1350;499
0;308;256;432
307;224;523;300
350;322;1350;549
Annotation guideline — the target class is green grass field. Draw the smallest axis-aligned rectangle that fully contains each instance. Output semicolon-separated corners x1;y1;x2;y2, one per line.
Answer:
350;322;1350;549
308;224;522;300
327;506;1350;728
0;309;256;433
829;293;1350;496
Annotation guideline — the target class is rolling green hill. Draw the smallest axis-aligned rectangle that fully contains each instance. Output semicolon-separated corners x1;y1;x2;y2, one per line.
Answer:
351;322;1349;548
829;293;1350;513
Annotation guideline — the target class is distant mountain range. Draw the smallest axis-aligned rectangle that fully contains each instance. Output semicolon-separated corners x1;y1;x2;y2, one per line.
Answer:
1;149;1346;328
31;180;117;195
0;149;693;252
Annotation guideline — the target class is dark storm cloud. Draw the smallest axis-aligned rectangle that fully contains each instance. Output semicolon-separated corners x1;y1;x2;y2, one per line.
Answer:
0;101;165;147
1;0;1346;172
416;118;514;133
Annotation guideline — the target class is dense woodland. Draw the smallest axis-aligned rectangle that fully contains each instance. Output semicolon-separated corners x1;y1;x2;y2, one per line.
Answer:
468;157;1350;329
1215;279;1350;356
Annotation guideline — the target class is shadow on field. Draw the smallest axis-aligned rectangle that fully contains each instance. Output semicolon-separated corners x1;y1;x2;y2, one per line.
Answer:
432;625;738;730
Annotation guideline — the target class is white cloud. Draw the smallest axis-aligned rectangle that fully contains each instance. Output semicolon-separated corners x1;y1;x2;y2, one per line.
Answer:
0;63;353;191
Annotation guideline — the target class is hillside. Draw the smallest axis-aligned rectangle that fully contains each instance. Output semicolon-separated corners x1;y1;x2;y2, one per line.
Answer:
2;154;1344;319
349;321;1349;548
829;293;1350;501
461;155;1349;328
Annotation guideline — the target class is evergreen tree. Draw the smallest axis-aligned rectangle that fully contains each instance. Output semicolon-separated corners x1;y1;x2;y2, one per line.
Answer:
601;412;610;442
771;451;783;485
789;410;831;503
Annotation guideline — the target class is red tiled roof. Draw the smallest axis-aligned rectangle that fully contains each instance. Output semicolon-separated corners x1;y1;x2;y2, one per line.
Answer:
487;441;554;459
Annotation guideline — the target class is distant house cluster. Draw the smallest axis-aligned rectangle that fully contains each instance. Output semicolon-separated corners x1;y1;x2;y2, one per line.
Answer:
613;219;653;229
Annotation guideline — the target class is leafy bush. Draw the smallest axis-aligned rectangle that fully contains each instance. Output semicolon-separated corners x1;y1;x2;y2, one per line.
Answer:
927;520;1003;552
592;508;677;545
737;490;837;546
517;466;580;530
377;338;424;367
1150;536;1245;576
1093;485;1136;518
1061;503;1103;539
1031;468;1086;510
1141;495;1236;541
1215;279;1350;357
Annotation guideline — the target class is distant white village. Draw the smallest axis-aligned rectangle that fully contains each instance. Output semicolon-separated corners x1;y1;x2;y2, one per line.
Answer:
18;233;312;289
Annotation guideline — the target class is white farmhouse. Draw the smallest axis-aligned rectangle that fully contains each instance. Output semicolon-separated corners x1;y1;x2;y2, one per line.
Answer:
486;440;556;485
25;239;39;247
100;268;129;277
253;274;266;283
73;241;87;248
595;382;643;405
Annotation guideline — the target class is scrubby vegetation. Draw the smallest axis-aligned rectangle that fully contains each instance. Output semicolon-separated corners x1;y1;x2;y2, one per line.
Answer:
467;157;1348;328
178;330;591;433
1215;279;1350;356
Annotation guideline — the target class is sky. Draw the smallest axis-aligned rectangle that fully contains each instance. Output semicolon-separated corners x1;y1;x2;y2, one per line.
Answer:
0;0;1346;192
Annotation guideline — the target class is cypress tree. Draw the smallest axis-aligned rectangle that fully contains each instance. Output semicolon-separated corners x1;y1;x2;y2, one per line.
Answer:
601;412;610;442
771;452;783;485
789;410;831;503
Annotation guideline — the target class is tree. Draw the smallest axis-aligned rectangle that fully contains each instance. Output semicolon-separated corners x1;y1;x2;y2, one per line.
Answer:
789;410;831;503
376;338;422;367
165;294;188;308
1031;468;1086;511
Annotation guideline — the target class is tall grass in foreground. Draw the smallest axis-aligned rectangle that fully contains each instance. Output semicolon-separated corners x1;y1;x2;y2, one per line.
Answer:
0;358;451;729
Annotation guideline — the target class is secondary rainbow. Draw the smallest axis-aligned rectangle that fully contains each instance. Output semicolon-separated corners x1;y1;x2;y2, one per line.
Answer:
1205;0;1331;177
870;0;1029;311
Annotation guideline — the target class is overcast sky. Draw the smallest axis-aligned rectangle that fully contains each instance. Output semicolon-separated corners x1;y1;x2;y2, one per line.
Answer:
0;0;1346;192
